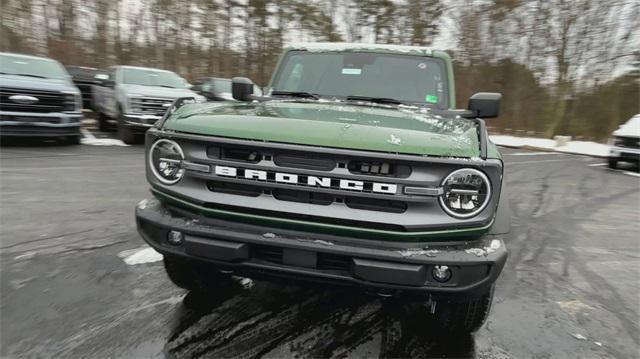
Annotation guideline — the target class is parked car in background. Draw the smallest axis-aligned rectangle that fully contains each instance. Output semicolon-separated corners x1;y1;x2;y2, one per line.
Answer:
609;114;640;169
0;52;82;144
192;77;262;101
92;65;204;144
66;65;106;110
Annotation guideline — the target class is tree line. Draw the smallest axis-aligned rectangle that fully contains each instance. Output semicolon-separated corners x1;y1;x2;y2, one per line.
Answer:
1;0;638;140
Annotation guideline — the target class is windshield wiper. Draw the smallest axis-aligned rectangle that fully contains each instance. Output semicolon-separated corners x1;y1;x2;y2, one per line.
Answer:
345;95;405;105
0;72;49;79
271;91;320;100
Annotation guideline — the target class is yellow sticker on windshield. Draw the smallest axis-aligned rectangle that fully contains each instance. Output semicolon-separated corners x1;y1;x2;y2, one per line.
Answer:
341;68;362;75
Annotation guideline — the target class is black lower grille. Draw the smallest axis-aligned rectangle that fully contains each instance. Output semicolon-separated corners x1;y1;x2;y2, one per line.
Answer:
317;253;352;271
0;87;67;113
202;202;407;232
251;244;283;264
616;136;640;149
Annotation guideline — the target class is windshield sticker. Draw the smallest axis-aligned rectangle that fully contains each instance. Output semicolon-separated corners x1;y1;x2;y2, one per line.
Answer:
341;68;362;75
418;62;427;69
425;95;439;103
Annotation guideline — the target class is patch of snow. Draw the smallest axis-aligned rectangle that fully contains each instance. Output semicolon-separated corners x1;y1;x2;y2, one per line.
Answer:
288;42;433;56
313;240;334;246
572;333;588;341
137;199;149;210
185;219;199;226
81;137;130;146
262;232;276;239
490;135;609;157
236;277;254;289
594;341;603;347
623;171;640;177
466;240;502;257
398;249;439;257
556;300;593;315
13;252;36;261
119;246;163;265
387;134;402;145
465;248;487;257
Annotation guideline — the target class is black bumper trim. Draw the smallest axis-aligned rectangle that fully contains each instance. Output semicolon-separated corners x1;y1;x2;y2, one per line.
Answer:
135;197;507;296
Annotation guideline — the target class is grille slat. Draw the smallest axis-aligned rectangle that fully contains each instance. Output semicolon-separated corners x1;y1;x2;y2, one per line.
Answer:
131;97;173;116
0;87;67;113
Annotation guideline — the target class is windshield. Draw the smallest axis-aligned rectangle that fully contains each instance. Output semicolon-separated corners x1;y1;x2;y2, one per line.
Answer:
0;53;68;80
271;51;448;107
211;79;232;94
122;68;187;88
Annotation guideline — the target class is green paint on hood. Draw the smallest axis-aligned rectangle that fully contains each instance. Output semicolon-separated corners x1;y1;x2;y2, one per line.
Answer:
162;101;480;158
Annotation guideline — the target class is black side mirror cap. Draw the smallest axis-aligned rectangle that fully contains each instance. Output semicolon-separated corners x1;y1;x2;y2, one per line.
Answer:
468;92;502;118
232;77;255;101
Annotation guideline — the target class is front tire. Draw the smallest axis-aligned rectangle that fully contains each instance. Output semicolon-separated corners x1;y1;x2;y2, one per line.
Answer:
117;108;137;144
163;255;232;292
432;286;495;335
97;111;111;132
64;135;81;145
608;158;618;169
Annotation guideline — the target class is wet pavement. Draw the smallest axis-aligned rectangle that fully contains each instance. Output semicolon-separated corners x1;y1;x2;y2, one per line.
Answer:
1;136;639;358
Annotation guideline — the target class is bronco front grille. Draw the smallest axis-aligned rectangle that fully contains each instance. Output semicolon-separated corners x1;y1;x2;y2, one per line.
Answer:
0;87;67;113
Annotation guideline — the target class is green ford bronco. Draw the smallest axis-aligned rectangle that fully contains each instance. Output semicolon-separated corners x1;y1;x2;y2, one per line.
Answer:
135;43;509;334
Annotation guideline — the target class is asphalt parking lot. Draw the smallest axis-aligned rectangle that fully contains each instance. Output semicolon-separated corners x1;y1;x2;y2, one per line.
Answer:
1;131;639;358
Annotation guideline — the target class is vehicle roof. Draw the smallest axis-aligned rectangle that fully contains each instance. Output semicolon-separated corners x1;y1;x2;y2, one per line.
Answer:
285;42;438;57
0;52;58;62
114;65;175;73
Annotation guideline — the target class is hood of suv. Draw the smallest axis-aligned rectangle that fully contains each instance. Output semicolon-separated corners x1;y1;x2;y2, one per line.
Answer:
121;84;199;99
0;74;79;94
162;100;481;157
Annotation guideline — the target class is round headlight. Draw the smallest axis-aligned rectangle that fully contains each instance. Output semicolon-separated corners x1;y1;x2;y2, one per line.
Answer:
439;168;491;219
149;139;185;185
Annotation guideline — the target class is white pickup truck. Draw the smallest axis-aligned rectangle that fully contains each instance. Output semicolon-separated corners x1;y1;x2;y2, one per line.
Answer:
92;65;204;144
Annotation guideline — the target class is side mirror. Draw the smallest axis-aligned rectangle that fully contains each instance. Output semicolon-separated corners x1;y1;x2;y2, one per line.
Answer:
94;73;113;87
468;92;502;118
232;77;255;101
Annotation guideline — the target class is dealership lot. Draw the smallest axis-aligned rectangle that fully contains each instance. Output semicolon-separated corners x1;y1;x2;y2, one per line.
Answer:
1;136;638;358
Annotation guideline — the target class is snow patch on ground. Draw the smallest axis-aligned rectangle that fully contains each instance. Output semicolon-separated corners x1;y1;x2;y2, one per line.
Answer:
81;137;130;147
236;277;254;289
119;246;163;265
490;135;609;157
572;333;588;341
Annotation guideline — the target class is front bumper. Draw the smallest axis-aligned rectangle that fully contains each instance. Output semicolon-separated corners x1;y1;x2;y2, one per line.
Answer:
136;197;507;297
123;114;162;132
0;111;82;137
610;145;640;162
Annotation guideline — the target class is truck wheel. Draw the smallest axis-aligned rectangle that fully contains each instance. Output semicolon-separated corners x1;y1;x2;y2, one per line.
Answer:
163;255;231;292
117;112;138;144
64;135;81;145
431;285;494;335
97;112;110;132
608;158;618;169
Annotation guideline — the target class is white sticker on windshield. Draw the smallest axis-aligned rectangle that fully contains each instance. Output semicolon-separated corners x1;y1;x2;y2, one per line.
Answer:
341;68;362;75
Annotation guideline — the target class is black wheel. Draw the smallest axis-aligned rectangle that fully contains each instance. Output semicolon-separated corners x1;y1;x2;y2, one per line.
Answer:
163;255;232;292
97;111;111;132
608;158;618;169
431;285;495;335
64;135;81;145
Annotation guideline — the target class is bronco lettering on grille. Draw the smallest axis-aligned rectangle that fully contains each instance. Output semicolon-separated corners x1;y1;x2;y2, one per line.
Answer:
214;165;397;194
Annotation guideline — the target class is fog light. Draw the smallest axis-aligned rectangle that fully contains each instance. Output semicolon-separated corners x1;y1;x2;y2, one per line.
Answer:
167;230;184;245
432;265;452;283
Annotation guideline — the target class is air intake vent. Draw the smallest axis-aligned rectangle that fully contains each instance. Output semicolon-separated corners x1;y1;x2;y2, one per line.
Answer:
348;161;411;177
251;244;283;264
317;253;352;272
